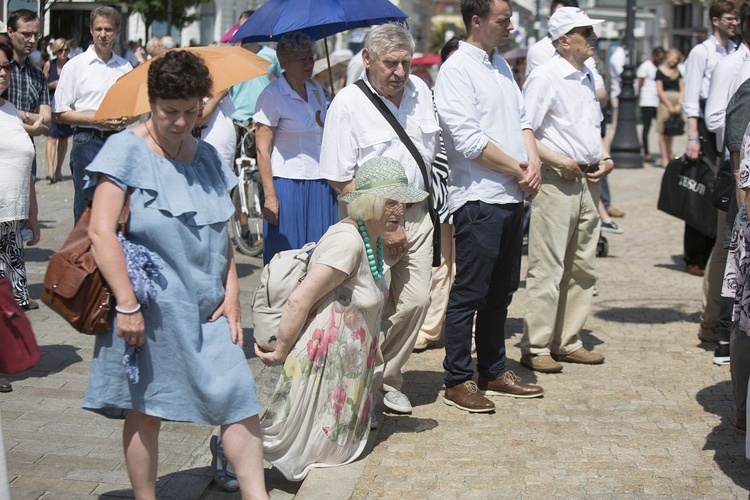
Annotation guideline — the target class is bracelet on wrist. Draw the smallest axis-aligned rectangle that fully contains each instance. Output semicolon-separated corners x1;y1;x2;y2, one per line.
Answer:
601;156;613;162
115;303;141;315
688;137;700;142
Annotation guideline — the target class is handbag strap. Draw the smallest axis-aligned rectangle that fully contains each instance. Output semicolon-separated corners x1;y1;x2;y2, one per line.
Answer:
354;80;436;222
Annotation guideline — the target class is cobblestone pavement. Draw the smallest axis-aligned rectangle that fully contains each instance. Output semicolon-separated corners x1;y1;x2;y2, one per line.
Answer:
4;131;750;498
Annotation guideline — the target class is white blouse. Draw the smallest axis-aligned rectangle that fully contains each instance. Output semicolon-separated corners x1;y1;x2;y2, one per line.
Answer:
254;76;327;180
0;99;35;222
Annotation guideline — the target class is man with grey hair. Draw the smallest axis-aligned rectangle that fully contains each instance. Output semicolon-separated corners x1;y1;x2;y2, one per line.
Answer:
320;22;440;417
53;6;132;221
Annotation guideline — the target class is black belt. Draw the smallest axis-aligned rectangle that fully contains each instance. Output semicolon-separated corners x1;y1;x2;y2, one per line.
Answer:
74;127;120;139
578;161;599;173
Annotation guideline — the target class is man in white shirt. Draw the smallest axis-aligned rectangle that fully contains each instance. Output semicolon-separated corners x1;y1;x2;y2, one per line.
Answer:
320;23;439;415
681;0;737;277
636;47;665;163
53;6;132;222
525;0;607;105
434;0;544;413
520;7;613;374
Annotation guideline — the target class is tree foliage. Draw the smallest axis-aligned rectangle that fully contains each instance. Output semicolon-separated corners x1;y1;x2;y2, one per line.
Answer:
123;0;205;37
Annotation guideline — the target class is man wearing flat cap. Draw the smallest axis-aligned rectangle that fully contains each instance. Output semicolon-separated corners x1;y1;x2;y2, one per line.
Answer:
520;7;612;373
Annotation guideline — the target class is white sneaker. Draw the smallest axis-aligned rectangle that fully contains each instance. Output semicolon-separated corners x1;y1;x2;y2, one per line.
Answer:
383;390;412;413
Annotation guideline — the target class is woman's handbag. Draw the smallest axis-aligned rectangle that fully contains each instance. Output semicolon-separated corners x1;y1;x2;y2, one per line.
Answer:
657;155;717;238
663;115;685;136
41;194;131;335
0;278;40;374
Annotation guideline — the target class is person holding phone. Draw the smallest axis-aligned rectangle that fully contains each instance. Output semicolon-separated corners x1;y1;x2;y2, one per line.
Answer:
519;7;612;373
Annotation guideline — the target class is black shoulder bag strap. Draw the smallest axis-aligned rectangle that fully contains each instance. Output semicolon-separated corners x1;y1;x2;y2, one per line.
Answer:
354;79;441;267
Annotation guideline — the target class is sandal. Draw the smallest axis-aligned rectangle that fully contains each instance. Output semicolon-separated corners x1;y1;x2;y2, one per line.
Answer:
45;175;54;184
210;434;239;492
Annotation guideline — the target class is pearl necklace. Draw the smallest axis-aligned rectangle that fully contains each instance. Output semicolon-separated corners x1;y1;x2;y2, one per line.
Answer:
357;219;384;280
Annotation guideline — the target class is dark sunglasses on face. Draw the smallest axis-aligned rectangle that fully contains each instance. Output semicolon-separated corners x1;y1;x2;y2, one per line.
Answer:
0;63;13;73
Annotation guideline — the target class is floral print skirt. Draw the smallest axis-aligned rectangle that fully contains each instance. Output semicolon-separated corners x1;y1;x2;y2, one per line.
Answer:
261;294;379;481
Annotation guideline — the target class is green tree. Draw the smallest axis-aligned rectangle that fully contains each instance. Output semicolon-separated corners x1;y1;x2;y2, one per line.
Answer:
429;22;465;54
123;0;205;39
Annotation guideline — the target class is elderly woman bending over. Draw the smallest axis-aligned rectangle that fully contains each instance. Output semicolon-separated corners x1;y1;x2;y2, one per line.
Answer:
83;51;267;500
254;31;337;264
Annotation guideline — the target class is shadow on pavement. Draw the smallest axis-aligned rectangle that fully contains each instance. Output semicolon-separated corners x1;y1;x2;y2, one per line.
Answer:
696;381;750;490
403;369;444;409
594;305;699;324
376;415;439;443
235;261;261;279
23;246;54;262
653;254;690;273
9;344;82;380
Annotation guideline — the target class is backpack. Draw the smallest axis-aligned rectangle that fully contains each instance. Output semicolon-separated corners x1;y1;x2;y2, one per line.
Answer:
251;241;317;350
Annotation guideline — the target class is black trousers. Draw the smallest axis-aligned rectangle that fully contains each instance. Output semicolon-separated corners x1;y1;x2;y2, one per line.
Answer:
641;106;657;156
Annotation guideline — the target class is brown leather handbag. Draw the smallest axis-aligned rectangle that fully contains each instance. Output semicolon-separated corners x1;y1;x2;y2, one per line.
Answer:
42;194;131;335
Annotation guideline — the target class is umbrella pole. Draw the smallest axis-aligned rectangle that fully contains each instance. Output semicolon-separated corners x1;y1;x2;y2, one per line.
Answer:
322;25;335;99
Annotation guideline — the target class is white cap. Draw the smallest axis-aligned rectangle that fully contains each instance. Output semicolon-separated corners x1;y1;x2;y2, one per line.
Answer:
547;7;604;42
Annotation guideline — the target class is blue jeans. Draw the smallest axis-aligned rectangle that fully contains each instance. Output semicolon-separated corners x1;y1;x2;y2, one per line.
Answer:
443;201;524;387
70;130;107;222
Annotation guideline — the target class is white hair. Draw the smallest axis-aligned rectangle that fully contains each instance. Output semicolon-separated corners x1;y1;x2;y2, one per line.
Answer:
346;193;387;221
365;23;414;60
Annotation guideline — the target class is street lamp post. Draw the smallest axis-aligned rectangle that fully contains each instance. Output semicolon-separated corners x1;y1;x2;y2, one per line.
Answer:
610;0;643;168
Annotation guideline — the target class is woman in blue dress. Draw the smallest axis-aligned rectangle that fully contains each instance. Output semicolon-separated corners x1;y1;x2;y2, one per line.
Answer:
254;31;338;264
83;51;268;499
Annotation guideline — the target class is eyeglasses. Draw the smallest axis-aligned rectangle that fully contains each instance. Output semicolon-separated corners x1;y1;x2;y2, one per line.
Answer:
0;63;13;73
566;26;595;38
14;31;41;40
720;15;739;24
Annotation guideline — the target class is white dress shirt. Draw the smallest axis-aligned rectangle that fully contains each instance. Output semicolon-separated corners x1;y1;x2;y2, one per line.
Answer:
525;36;605;90
201;96;237;171
434;41;529;211
254;76;328;180
608;46;627;99
523;53;602;166
53;46;132;129
683;35;736;118
705;43;750;154
636;59;660;108
319;73;439;190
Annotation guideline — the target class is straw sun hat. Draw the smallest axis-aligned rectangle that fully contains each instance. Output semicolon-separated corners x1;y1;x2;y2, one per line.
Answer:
338;157;429;205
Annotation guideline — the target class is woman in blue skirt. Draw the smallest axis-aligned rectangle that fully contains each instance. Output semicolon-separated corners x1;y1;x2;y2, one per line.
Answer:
254;31;338;265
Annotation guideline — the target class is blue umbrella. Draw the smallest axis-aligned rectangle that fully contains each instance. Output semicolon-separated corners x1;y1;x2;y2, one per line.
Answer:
230;0;408;97
230;0;408;43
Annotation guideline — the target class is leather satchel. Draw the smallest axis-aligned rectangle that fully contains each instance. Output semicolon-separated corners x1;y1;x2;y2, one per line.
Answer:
0;277;40;374
42;194;131;335
354;80;442;267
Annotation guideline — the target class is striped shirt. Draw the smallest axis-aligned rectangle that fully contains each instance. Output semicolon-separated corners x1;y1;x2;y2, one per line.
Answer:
7;58;50;114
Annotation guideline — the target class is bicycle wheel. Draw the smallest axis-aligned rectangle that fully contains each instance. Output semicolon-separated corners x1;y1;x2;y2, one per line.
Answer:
230;172;264;257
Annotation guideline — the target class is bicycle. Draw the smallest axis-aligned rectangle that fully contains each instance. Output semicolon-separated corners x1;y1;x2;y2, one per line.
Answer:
229;120;264;257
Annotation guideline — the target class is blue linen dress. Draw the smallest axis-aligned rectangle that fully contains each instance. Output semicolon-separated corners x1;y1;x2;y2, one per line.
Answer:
81;130;261;425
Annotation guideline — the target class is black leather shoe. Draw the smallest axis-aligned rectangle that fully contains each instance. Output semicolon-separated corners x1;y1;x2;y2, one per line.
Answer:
0;378;13;393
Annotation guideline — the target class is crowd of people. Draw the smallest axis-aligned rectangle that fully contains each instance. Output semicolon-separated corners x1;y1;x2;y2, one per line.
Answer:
3;0;750;497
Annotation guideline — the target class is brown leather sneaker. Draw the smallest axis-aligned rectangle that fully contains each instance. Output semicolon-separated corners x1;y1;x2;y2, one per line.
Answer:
443;381;495;413
551;347;604;365
477;371;544;398
520;354;563;373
